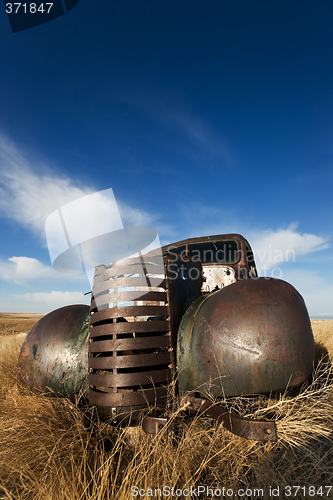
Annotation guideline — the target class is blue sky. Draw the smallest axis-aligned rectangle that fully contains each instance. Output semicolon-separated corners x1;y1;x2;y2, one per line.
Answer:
0;0;332;316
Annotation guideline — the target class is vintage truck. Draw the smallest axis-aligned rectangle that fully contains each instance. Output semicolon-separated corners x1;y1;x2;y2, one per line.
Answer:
18;233;314;441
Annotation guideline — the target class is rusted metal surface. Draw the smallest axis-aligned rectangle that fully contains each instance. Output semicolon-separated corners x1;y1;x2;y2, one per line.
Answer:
162;234;244;266
164;253;203;360
93;257;165;286
162;234;258;291
89;352;171;370
89;253;203;424
185;396;277;442
16;233;315;443
89;336;171;351
142;415;168;434
202;265;237;292
89;368;170;387
89;306;169;322
177;277;315;397
18;305;90;398
89;387;168;407
93;277;166;296
141;397;276;442
89;321;170;338
89;255;173;424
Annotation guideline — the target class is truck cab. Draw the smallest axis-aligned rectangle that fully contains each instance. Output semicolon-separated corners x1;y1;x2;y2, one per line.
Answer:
163;233;257;293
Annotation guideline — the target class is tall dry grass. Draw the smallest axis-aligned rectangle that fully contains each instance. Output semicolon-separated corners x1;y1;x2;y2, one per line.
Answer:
0;320;333;499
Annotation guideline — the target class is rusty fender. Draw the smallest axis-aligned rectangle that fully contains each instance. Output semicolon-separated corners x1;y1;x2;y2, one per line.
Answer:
177;278;315;398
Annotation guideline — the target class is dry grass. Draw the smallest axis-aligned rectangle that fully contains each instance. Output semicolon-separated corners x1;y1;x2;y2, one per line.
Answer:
0;317;333;499
0;314;44;336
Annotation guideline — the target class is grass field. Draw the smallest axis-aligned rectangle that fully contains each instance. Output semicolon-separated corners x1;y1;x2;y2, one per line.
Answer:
0;315;333;499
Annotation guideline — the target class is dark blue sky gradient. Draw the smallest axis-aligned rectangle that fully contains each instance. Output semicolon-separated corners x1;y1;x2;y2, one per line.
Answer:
0;0;332;313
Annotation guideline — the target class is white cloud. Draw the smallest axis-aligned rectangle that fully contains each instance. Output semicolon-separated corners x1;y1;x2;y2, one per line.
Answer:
4;257;52;285
0;256;87;286
117;202;178;242
0;135;94;238
249;224;329;271
15;291;90;310
118;202;156;226
180;204;330;268
0;135;169;268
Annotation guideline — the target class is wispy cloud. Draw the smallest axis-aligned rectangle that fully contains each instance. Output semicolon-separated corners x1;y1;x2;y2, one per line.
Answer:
0;256;88;287
0;135;93;238
0;134;170;243
177;203;330;263
117;202;157;227
168;110;236;165
120;90;236;167
249;223;330;271
118;202;177;241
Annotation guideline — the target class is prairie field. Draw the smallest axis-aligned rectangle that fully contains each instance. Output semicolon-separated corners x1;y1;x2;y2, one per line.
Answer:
0;315;333;499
